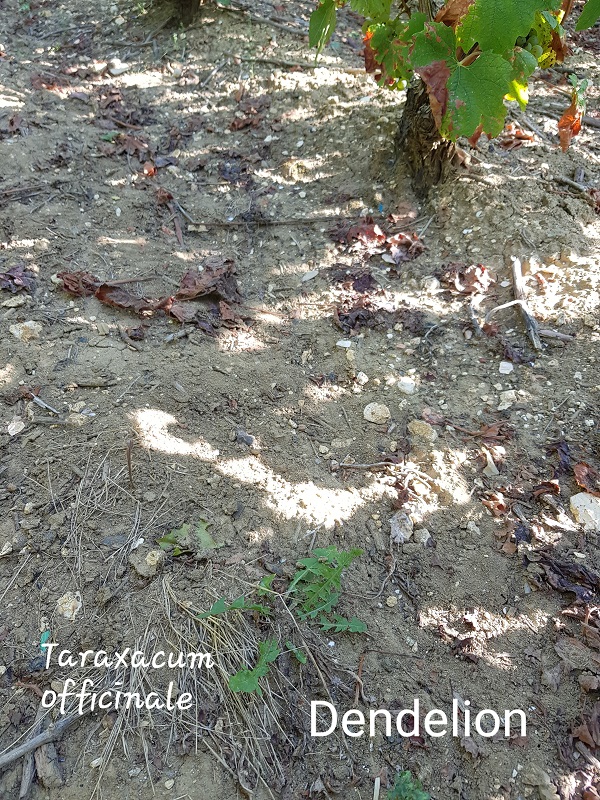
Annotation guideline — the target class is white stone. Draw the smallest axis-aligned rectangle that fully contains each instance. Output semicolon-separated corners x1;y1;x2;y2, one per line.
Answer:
108;58;129;75
570;493;600;532
497;390;517;411
414;528;432;546
397;376;417;395
355;371;369;385
9;320;42;341
499;361;514;374
363;402;391;424
336;339;352;348
56;591;82;620
390;511;413;544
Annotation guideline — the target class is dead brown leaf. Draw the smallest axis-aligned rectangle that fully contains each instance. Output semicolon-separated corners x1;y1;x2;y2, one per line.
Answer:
176;258;241;305
558;96;583;152
435;0;474;27
574;463;600;497
57;270;99;297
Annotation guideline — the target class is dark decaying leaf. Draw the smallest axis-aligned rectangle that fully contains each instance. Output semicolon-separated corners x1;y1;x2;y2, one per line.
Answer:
58;262;243;328
532;480;561;498
548;440;571;476
169;302;197;323
57;270;99;297
572;703;600;751
351;273;376;293
176;258;241;304
0;265;36;293
125;325;146;340
531;553;600;604
334;303;374;334
573;462;600;497
421;407;445;426
94;284;174;315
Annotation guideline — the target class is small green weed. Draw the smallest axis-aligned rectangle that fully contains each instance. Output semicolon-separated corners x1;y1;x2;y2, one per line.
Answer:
158;519;222;557
196;596;270;620
287;546;363;619
387;771;430;800
228;639;280;696
199;546;366;695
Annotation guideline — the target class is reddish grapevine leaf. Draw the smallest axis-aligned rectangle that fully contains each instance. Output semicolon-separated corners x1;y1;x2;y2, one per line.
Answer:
416;60;451;129
230;116;257;131
482;491;510;516
583;788;600;800
467;124;484;147
574;462;600;497
363;31;395;85
558;97;583;152
387;204;418;225
435;0;475;28
58;270;100;296
385;231;425;264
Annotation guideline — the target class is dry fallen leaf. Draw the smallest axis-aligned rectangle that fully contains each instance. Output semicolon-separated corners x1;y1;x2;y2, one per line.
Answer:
558;96;583;152
574;462;600;497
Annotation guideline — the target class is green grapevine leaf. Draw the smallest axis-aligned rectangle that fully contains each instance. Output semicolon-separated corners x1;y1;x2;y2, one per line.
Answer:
576;0;600;30
257;574;276;595
411;23;513;139
506;48;538;108
158;519;221;555
411;19;456;64
457;0;560;54
350;0;392;22
229;639;280;696
310;0;337;53
367;13;426;87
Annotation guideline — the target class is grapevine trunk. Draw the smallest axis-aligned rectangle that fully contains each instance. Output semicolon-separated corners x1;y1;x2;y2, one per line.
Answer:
398;78;456;196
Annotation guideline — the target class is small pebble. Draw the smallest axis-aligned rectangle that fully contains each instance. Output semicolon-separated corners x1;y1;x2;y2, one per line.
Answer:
363;403;391;424
397;376;417;395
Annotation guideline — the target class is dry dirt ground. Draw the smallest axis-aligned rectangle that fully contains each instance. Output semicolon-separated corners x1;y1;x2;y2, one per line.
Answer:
1;0;600;798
